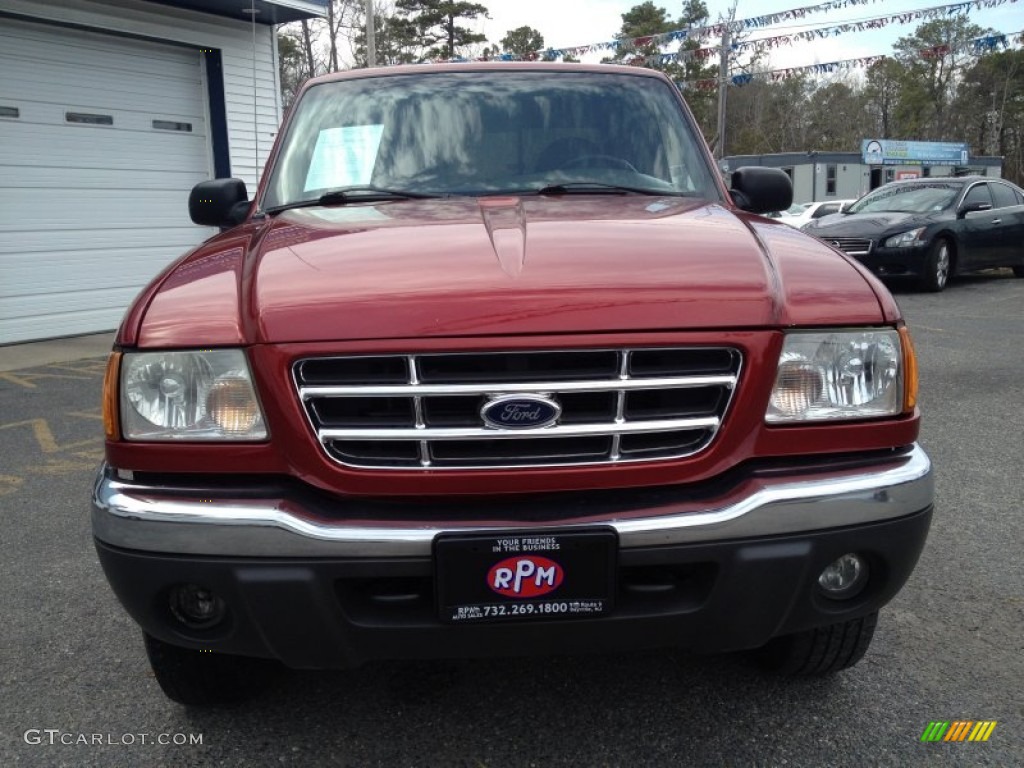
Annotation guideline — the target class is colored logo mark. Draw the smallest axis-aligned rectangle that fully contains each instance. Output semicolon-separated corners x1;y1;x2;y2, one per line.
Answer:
480;395;560;430
487;555;564;598
921;721;997;742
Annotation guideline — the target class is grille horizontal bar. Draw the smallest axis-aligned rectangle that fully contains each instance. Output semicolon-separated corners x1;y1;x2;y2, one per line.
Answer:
827;238;873;255
318;416;721;441
299;374;736;399
294;347;741;470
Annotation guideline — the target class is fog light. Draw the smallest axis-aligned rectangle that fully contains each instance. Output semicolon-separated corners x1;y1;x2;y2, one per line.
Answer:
169;584;226;629
818;554;868;600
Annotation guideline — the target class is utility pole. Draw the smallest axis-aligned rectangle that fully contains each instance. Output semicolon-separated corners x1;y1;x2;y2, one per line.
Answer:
714;24;730;160
366;0;376;67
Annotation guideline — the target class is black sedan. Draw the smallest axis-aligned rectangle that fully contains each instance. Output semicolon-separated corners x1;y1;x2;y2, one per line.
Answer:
801;176;1024;291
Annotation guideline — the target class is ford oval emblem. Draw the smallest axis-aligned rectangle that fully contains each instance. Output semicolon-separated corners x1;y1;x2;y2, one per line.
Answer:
481;395;561;430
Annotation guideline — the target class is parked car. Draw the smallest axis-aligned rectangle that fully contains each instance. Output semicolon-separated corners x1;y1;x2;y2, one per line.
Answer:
764;202;807;221
92;63;932;707
783;199;855;229
802;177;1024;291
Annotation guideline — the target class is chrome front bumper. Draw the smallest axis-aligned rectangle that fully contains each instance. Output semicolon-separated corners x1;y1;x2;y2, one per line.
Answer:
92;445;932;558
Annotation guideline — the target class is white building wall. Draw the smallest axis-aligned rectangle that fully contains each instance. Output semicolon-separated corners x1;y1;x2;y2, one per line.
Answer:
836;165;862;200
0;0;280;187
791;166;814;205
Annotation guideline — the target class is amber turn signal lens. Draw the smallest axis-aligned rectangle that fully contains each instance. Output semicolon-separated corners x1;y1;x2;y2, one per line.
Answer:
102;351;122;440
899;326;919;412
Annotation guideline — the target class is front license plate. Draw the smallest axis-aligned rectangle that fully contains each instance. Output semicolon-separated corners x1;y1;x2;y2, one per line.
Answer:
434;529;617;624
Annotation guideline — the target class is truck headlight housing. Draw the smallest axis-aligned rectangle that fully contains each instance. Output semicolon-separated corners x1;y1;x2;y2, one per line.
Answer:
120;350;267;440
766;331;903;423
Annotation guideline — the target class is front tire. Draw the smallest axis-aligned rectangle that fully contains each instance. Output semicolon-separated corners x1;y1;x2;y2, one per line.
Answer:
755;612;878;676
144;633;278;707
921;239;951;292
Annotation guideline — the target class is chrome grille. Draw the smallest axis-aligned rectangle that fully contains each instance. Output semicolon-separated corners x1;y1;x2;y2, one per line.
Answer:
294;348;741;470
827;238;873;256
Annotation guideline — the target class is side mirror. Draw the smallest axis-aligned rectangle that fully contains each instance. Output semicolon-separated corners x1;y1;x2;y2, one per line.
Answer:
189;178;250;228
958;201;992;217
729;167;793;214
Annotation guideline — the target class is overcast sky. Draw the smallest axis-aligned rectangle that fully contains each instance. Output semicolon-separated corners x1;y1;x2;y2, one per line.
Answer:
470;0;1022;72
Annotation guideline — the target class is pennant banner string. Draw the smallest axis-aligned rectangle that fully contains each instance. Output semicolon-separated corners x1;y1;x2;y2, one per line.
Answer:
531;0;1017;62
669;0;1016;64
535;0;887;59
674;28;1022;90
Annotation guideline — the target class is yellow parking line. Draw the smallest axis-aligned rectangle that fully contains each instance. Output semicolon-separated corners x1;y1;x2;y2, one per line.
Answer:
0;419;100;454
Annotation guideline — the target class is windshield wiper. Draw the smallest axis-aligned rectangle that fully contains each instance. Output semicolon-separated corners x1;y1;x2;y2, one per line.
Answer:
264;186;439;214
532;182;681;197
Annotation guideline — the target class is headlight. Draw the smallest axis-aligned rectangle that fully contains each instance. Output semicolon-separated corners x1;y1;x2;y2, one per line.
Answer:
883;228;926;248
120;350;267;440
766;331;903;423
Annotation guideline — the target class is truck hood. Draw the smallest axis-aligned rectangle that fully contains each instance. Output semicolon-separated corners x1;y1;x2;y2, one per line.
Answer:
137;196;887;346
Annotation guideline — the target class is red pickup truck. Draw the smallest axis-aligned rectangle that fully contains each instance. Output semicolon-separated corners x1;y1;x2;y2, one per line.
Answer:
92;63;932;707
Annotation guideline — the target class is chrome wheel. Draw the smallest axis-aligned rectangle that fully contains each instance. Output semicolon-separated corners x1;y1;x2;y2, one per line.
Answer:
921;239;951;292
934;242;950;289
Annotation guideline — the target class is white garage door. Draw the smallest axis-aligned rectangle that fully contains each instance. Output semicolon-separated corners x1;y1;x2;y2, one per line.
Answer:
0;18;213;344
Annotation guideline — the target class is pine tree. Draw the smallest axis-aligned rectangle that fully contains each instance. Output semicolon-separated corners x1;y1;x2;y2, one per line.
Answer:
396;0;489;60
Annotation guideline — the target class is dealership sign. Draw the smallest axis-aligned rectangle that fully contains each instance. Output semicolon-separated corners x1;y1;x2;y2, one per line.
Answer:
862;139;969;166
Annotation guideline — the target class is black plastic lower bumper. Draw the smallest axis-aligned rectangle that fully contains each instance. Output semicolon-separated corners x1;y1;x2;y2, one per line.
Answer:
855;247;928;280
95;506;932;669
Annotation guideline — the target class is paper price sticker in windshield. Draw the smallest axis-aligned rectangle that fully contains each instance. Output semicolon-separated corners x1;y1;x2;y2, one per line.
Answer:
304;124;384;191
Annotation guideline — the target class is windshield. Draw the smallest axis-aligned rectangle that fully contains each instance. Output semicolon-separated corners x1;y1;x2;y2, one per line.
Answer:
262;71;720;209
847;182;963;214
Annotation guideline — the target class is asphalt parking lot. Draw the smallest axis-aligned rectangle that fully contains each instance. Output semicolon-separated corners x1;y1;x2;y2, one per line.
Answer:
1;272;1021;767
